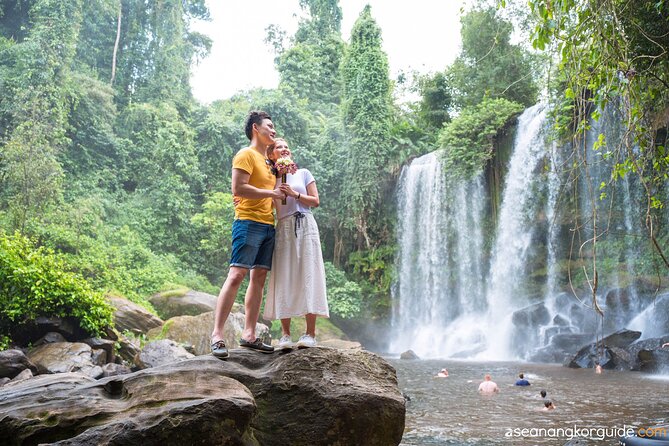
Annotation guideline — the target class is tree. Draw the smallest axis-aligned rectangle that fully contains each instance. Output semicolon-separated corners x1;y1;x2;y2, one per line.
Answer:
447;7;538;109
0;0;84;232
339;5;394;249
416;71;453;132
276;0;345;111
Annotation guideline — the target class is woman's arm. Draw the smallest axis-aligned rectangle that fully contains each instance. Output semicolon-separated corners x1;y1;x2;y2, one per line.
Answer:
279;180;320;208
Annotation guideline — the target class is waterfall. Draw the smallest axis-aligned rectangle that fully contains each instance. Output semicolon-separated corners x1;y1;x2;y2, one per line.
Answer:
390;152;486;358
482;103;549;359
390;101;667;361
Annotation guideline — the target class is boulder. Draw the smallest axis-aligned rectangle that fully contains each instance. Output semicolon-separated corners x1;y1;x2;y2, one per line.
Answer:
400;349;419;360
27;342;103;378
0;349;38;379
637;349;669;373
135;339;195;369
566;343;610;369
628;337;669;370
146;311;269;356
0;349;405;446
0;361;256;446
108;295;163;335
149;289;223;319
206;348;405;446
511;302;551;328
600;329;641;348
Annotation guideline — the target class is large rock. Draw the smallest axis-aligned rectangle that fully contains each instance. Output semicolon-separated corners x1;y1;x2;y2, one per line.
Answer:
600;329;642;348
0;360;256;446
628;337;669;370
0;349;405;446
0;350;37;379
149;289;221;319
108;295;163;335
637;348;669;373
206;348;405;446
146;311;269;356
27;342;103;378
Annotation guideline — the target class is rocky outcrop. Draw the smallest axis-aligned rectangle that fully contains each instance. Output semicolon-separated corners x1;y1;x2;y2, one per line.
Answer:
0;348;405;446
146;311;269;356
149;289;221;319
0;360;256;446
108;295;163;335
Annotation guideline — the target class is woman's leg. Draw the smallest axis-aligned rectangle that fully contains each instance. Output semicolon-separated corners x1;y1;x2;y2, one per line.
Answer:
281;318;291;337
305;313;316;337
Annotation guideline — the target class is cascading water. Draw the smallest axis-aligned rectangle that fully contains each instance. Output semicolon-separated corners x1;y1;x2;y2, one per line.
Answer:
482;104;549;359
390;101;668;361
389;152;487;358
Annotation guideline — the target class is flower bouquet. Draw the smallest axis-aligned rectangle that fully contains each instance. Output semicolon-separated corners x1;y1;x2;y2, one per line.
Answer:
275;156;298;205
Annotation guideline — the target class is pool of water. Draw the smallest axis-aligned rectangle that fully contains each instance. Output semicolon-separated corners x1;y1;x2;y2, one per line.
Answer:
388;359;669;445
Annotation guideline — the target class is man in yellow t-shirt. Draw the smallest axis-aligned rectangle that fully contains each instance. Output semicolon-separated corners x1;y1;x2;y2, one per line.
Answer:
210;111;285;358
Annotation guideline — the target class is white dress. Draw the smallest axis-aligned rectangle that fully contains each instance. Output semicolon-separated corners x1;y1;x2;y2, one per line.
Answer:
264;169;329;320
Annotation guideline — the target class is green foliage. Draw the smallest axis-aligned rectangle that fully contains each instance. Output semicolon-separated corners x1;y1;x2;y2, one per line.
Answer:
0;0;85;232
62;71;121;187
112;0;211;110
191;192;236;282
347;245;395;305
324;261;363;319
527;0;669;265
438;97;524;178
0;334;11;350
339;5;394;246
415;71;453;132
0;231;114;338
116;102;202;253
446;7;538;109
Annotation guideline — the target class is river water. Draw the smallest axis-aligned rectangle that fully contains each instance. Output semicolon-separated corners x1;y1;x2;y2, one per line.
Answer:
388;359;669;445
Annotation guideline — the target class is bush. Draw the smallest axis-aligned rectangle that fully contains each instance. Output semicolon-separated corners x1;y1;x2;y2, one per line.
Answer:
438;97;524;178
0;232;114;340
324;262;363;319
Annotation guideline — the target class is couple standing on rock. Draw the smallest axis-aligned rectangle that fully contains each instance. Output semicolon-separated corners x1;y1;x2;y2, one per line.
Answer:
209;111;329;359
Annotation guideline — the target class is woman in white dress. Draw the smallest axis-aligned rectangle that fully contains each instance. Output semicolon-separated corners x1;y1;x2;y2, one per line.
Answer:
264;138;329;348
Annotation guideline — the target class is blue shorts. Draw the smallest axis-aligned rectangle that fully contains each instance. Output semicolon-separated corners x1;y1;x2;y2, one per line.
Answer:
230;219;275;270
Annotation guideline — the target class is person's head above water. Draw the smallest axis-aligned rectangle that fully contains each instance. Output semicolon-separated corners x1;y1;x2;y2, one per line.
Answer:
540;390;547;398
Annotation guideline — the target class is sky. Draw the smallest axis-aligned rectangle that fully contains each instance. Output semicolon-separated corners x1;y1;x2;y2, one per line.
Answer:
190;1;467;104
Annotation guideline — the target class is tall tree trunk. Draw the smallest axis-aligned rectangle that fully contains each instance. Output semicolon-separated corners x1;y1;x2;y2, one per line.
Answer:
110;0;122;85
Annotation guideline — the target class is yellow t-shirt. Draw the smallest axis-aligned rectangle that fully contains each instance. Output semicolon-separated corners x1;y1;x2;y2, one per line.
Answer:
232;147;276;225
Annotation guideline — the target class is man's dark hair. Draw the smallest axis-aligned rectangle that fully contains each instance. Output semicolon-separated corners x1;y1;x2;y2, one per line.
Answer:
245;110;272;140
519;373;524;379
544;400;552;408
540;390;547;398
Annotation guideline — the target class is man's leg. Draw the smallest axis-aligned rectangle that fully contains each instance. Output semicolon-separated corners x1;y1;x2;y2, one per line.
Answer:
211;266;248;343
242;267;268;342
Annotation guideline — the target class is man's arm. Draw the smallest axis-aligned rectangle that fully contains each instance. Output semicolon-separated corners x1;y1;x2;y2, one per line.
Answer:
232;168;283;199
